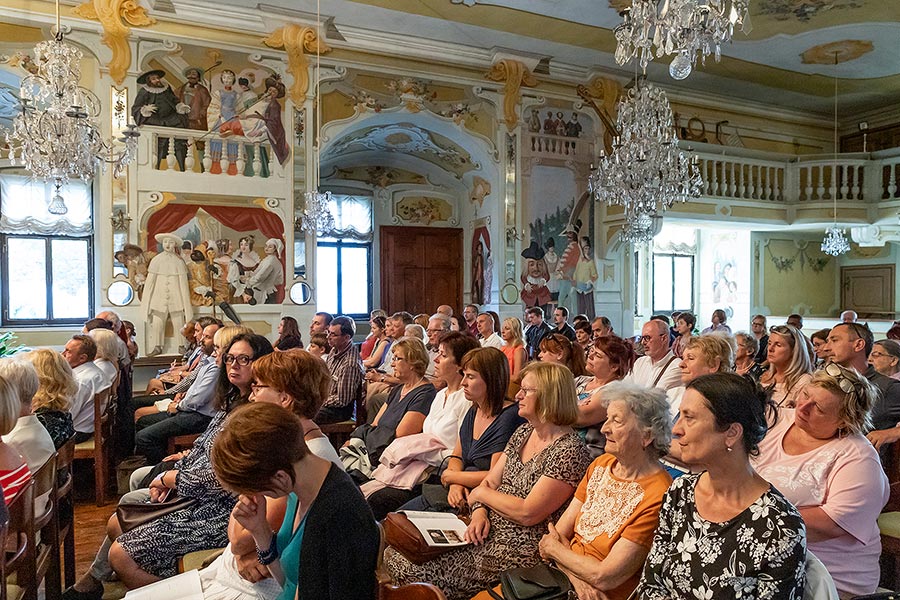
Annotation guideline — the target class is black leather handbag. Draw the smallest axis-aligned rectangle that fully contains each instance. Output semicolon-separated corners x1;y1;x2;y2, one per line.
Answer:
486;563;574;600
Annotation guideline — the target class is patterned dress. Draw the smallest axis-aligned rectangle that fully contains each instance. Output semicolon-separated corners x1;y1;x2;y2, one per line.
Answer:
116;410;237;578
638;474;807;599
385;424;590;600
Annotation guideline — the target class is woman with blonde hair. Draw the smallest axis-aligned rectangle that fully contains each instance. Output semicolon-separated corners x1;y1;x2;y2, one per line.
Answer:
539;333;587;376
499;317;527;384
759;324;812;407
23;348;76;448
386;362;590;599
666;334;733;420
89;328;120;389
0;374;32;504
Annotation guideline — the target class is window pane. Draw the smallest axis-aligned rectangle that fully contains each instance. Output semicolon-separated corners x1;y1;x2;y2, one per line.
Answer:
0;175;92;234
652;255;673;312
340;246;370;315
316;245;338;314
51;239;90;319
673;256;693;310
7;238;47;320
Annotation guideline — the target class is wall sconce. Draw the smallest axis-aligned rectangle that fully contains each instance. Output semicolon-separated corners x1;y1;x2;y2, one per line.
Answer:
110;209;132;231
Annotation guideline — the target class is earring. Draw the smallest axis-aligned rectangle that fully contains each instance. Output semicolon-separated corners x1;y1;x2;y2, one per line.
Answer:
725;445;733;453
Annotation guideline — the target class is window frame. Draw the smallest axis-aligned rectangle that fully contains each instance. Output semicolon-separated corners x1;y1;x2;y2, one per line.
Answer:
315;237;372;319
0;233;95;326
651;252;694;316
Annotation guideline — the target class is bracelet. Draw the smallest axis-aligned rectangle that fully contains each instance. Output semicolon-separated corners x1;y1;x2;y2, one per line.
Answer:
470;502;486;513
256;533;279;565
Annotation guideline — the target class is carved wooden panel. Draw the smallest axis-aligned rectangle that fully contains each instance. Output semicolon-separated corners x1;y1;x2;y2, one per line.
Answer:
841;265;895;319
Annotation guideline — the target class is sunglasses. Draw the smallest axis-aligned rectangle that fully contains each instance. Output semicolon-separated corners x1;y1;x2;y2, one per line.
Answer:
823;362;865;398
769;325;793;335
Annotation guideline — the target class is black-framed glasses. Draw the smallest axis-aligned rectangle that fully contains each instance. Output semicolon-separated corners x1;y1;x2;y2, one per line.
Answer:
224;354;252;366
640;334;666;342
823;362;865;398
249;383;270;393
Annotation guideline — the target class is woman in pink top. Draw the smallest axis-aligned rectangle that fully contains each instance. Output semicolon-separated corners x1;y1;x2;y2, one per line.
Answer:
753;363;888;596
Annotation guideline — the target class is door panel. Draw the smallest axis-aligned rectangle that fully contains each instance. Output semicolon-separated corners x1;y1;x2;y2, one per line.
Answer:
381;226;462;314
841;265;895;319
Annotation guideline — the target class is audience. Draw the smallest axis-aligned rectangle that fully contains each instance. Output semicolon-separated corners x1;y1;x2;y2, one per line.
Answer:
590;316;613;341
665;334;734;420
0;374;32;504
273;316;302;351
671;311;695;358
23;348;76;448
869;339;900;380
524;306;551;359
307;311;333;353
386;362;590;600
425;313;451;378
638;373;807;598
89;328;120;389
623;320;682;391
63;334;109;444
476;312;503;349
787;313;804;330
307;332;329;359
210;403;379;600
754;364;887;595
463;304;479;337
539;333;587;377
759;324;813;407
318;316;365;424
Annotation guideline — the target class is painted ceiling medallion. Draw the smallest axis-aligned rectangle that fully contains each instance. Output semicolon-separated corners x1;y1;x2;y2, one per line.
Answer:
757;0;865;22
801;40;873;65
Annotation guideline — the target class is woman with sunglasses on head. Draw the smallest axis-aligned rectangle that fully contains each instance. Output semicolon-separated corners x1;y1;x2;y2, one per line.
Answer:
753;363;888;597
759;324;812;408
539;333;587;377
107;333;274;591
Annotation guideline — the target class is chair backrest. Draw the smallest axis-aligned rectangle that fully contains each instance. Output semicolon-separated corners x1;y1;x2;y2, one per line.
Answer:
3;479;35;600
32;453;58;528
803;551;839;600
56;438;75;499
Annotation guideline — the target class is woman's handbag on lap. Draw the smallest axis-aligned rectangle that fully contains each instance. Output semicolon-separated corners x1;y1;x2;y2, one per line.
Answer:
486;562;574;600
116;495;198;533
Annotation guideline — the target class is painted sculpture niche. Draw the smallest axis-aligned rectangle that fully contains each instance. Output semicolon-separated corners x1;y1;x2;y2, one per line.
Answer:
143;232;193;356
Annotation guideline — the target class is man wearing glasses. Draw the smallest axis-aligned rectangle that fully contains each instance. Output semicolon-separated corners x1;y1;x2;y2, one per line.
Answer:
623;319;682;391
425;313;451;379
318;316;365;424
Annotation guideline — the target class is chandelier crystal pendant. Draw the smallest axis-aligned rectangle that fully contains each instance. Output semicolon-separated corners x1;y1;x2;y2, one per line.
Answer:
614;0;752;79
820;52;849;257
821;226;850;257
3;2;138;215
589;80;702;243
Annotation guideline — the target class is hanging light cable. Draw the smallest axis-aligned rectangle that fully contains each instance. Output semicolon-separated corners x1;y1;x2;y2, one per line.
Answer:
821;52;850;257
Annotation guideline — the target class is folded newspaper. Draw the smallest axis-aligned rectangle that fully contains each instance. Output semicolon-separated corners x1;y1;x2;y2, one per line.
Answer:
399;510;469;547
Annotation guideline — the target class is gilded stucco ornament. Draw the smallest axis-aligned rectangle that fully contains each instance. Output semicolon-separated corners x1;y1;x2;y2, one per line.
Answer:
484;59;538;130
262;24;331;105
73;0;156;85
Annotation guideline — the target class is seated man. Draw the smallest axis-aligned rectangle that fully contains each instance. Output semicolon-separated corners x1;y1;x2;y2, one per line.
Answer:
63;335;109;444
133;322;222;463
143;316;219;394
316;316;364;424
623;319;682;392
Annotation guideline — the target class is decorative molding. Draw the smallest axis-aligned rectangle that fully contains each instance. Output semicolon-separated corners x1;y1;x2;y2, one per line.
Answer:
262;24;330;104
73;0;157;85
850;224;900;247
484;59;538;130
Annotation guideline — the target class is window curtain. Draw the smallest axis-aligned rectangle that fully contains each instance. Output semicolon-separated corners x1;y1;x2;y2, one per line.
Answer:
321;194;373;241
147;203;286;302
0;175;92;236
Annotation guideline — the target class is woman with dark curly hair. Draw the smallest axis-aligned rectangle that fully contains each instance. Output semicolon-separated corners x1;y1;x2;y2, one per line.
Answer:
273;316;302;351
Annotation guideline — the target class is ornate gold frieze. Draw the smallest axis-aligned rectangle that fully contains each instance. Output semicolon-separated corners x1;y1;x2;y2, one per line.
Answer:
484;59;538;130
73;0;156;85
262;24;331;104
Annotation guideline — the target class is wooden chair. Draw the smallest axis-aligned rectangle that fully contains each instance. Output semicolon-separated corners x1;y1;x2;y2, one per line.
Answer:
31;454;60;600
55;439;76;589
73;388;114;505
378;582;447;600
321;386;367;450
166;433;201;456
1;480;36;600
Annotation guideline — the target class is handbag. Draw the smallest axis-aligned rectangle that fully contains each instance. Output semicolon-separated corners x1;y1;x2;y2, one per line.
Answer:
486;563;574;600
116;495;198;533
382;512;458;565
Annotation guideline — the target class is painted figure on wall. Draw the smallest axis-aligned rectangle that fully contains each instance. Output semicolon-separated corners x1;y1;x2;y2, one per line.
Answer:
520;241;551;312
114;244;155;300
143;233;193;356
471;226;492;305
228;235;260;300
544;237;559;306
176;67;212;132
132;69;190;170
241;238;285;305
574;236;598;319
247;75;290;165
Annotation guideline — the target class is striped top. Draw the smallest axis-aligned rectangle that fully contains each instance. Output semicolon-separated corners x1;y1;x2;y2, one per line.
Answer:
0;462;32;504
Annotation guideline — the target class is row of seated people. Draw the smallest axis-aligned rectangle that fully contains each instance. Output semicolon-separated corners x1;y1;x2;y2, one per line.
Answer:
58;313;895;600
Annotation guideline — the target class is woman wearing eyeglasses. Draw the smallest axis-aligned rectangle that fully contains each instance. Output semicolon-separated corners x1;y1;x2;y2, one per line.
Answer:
107;333;274;590
753;364;888;596
759;324;812;408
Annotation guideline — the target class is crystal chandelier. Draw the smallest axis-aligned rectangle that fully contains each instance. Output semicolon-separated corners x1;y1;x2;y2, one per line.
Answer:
2;2;138;215
614;0;752;80
821;52;850;257
589;81;702;243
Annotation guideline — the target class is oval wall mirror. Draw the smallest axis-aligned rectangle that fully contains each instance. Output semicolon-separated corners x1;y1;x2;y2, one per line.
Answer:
289;281;312;305
107;281;134;306
500;281;519;305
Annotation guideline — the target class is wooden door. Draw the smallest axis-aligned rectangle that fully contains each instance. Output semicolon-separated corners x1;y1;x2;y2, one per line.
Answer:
381;226;462;314
841;265;895;320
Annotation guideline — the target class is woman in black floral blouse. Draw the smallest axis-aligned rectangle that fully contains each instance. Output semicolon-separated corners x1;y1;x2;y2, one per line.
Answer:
24;349;75;448
638;373;807;599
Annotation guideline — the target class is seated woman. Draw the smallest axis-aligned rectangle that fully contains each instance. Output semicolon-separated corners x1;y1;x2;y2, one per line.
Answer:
476;382;673;600
637;373;806;599
106;334;274;590
273;316;302;351
365;332;480;519
539;333;587;376
198;349;343;599
870;339;900;380
753;364;887;596
733;331;760;377
0;373;32;504
499;317;527;387
385;362;590;600
362;316;388;365
810;328;832;369
23;348;76;448
343;338;436;483
666;334;734;419
671;311;695;359
89;328;120;389
759;324;812;407
574;335;636;458
211;403;379;600
399;344;524;515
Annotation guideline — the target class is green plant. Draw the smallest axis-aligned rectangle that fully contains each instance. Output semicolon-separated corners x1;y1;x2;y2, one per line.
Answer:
0;332;26;358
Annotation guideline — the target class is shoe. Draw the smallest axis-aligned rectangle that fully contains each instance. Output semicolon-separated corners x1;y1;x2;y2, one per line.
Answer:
61;585;104;600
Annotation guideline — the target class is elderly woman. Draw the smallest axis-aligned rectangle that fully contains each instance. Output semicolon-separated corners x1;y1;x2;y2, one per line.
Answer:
811;328;833;368
701;309;731;335
0;374;32;504
273;316;302;351
211;403;379;600
539;333;587;376
574;335;636;458
386;362;590;600
364;333;481;519
638;373;807;598
89;328;120;389
759;324;813;407
399;344;524;515
734;331;760;377
242;238;283;305
107;334;274;590
665;334;733;419
671;311;696;359
870;339;900;380
753;364;888;596
22;348;76;448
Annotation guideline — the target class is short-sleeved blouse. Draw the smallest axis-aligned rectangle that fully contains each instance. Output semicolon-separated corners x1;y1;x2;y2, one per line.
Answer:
752;409;888;595
638;474;807;600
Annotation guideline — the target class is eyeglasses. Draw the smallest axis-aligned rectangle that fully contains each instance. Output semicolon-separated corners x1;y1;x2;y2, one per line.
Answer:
250;383;270;393
823;362;865;398
640;334;665;342
517;387;539;396
426;329;444;335
224;354;253;366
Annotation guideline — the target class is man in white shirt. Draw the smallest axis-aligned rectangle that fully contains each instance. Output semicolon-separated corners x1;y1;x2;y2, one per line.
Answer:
477;313;503;349
624;319;682;391
63;335;110;443
425;313;451;379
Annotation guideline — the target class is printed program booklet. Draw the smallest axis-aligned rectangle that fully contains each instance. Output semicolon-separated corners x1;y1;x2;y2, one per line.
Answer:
124;569;203;600
400;510;469;547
